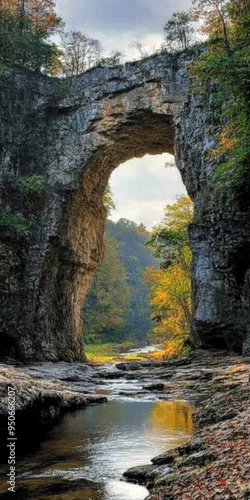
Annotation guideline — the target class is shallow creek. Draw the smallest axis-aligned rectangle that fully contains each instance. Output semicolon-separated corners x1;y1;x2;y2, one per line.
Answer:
0;352;195;499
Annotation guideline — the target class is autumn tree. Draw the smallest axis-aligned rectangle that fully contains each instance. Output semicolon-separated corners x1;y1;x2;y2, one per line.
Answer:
164;11;195;51
145;197;193;357
191;0;231;53
191;0;250;97
0;0;63;73
60;30;101;76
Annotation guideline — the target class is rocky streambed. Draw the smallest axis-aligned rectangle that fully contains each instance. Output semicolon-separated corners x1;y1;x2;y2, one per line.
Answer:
0;361;107;426
121;351;250;500
0;350;249;499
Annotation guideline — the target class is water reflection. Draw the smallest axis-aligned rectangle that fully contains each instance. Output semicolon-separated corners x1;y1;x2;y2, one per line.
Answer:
0;400;194;500
150;400;195;434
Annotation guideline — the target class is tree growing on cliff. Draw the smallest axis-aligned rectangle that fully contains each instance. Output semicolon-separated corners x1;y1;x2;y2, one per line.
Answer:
103;184;116;216
95;51;122;68
129;41;149;60
60;30;101;76
0;0;63;73
164;11;195;51
191;0;231;53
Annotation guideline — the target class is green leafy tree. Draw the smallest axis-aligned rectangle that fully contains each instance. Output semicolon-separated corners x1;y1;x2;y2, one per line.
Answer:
164;11;195;51
146;196;193;273
82;234;131;343
0;0;63;73
107;218;158;344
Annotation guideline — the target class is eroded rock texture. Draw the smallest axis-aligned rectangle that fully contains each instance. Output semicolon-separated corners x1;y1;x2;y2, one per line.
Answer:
0;53;250;360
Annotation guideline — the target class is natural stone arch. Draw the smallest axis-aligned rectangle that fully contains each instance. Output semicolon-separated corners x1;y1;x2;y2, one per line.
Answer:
37;74;179;362
0;53;250;360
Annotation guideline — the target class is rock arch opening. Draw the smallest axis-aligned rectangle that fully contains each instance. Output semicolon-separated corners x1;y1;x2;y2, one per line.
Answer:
51;111;185;361
82;152;189;351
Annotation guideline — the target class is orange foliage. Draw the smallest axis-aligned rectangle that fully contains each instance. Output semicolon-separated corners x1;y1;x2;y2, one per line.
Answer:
191;0;231;50
0;0;63;33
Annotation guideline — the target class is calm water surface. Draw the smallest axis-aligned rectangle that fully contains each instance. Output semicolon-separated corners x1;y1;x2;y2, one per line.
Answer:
0;400;194;500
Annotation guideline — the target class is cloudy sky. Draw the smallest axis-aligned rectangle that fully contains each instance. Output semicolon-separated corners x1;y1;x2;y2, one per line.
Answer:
56;0;191;58
110;155;187;228
55;0;190;228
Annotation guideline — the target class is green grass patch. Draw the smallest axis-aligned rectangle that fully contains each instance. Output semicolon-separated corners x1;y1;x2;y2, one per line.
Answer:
84;342;159;363
84;342;135;363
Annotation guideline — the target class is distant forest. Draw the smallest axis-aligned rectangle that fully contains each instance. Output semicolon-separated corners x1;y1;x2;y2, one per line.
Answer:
82;218;158;346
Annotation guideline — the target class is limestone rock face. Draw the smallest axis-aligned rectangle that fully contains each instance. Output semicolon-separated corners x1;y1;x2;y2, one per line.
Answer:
0;53;250;360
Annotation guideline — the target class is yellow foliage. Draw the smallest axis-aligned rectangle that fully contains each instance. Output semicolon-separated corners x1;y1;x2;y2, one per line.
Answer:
145;259;192;357
162;196;194;233
211;125;237;159
86;354;117;363
145;197;193;358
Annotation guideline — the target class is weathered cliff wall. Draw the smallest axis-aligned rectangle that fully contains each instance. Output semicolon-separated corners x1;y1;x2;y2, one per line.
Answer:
0;54;249;361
